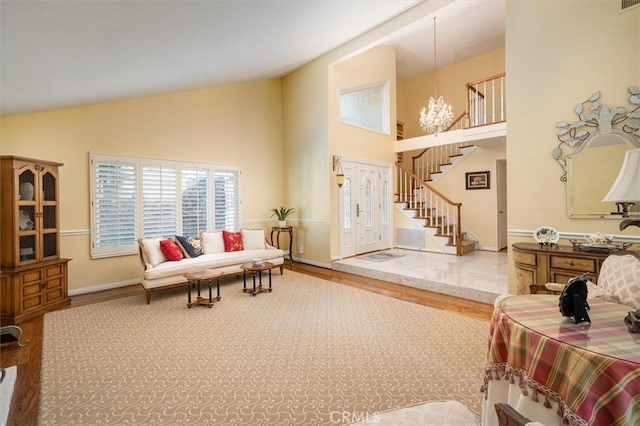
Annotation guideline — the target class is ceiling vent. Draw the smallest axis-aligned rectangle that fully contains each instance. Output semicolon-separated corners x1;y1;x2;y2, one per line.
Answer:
620;0;640;13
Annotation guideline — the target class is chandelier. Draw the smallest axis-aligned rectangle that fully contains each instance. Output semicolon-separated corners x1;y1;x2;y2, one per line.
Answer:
419;16;453;135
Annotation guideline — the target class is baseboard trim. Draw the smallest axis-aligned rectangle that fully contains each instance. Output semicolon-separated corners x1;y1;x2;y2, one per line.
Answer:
69;279;140;296
294;258;332;269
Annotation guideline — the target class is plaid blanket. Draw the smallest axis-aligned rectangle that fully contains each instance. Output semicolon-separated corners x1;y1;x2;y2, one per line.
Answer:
482;295;640;426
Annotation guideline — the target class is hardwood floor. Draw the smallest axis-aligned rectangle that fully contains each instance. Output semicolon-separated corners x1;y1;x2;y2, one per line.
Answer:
0;263;494;425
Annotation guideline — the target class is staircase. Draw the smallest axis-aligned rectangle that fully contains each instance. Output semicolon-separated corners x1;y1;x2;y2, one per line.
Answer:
395;142;479;256
393;73;507;255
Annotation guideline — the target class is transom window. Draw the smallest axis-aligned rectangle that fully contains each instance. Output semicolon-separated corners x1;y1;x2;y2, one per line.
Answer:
339;81;390;134
90;153;240;258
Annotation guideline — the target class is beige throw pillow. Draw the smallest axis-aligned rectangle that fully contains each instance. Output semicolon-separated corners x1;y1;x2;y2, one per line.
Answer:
138;237;168;267
200;231;225;254
242;228;266;250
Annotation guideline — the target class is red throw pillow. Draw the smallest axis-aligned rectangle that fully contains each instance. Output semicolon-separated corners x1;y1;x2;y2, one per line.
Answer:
159;238;184;261
223;230;244;252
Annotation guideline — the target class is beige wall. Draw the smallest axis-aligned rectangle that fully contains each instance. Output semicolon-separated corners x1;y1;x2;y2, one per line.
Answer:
433;144;506;251
328;46;397;259
281;53;332;265
1;80;284;291
282;1;450;266
506;0;640;293
398;47;506;139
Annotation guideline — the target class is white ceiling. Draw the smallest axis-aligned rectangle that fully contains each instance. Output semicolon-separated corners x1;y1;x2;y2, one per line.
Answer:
0;0;505;117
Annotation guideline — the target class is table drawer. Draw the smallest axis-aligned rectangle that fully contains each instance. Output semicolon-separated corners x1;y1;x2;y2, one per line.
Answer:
549;255;597;273
513;250;536;266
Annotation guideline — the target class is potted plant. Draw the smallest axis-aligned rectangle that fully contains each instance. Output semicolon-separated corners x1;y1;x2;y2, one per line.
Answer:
269;207;295;228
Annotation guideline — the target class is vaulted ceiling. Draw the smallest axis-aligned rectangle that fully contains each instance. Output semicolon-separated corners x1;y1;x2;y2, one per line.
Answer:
0;0;505;117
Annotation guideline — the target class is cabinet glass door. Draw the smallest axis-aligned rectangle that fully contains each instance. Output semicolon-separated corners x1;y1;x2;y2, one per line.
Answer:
40;167;59;260
15;164;60;265
17;167;37;264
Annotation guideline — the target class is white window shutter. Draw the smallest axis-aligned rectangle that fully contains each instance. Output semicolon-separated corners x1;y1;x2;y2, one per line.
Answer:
142;163;177;238
91;157;138;257
214;169;240;231
181;167;211;237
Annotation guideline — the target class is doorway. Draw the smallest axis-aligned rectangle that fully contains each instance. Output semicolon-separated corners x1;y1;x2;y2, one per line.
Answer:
496;159;508;251
339;158;392;258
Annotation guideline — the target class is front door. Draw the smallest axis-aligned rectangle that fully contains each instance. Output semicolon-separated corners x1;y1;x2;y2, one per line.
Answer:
339;158;391;258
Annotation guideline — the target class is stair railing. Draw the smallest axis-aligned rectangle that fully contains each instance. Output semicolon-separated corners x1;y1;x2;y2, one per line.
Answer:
467;72;506;128
411;139;474;182
396;162;463;255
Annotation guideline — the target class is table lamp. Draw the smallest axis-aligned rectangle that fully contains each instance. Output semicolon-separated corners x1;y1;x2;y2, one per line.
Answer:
602;148;640;225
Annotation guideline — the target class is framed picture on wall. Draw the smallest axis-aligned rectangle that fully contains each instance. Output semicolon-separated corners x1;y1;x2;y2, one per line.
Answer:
465;171;490;190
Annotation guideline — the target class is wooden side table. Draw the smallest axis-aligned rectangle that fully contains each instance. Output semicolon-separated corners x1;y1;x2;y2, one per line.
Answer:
271;226;293;265
183;270;222;308
512;242;609;294
241;262;274;296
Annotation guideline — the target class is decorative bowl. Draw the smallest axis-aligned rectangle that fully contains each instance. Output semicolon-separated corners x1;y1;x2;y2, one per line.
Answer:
584;232;613;247
251;257;263;266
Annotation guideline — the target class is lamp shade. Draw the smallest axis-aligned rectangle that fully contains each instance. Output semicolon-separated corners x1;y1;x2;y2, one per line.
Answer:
602;148;640;203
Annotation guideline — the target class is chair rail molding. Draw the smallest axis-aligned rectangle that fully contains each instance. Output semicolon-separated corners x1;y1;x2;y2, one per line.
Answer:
508;229;640;244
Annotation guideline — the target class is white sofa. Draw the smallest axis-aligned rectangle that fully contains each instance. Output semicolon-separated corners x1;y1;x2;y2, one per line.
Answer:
138;229;284;304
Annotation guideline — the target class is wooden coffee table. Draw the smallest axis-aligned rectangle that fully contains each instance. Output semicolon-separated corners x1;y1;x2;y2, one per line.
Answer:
183;269;222;308
240;262;275;296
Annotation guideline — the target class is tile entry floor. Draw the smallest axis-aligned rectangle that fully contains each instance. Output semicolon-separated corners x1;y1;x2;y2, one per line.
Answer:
332;248;508;305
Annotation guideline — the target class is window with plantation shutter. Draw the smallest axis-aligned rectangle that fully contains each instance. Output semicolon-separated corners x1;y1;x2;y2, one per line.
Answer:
91;156;138;257
214;168;240;231
142;163;178;238
181;167;210;237
91;153;234;258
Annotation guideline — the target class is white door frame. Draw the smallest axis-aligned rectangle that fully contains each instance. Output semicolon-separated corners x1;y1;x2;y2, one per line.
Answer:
497;159;508;251
338;156;392;259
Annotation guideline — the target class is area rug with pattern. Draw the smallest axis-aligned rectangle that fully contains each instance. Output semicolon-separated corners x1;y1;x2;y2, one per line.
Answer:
40;271;489;425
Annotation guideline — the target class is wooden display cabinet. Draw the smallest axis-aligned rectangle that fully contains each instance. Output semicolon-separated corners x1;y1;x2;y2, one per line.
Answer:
512;242;609;294
1;156;70;324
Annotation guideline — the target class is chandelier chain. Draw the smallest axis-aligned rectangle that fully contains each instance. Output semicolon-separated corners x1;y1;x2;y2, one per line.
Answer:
418;15;453;135
433;16;437;98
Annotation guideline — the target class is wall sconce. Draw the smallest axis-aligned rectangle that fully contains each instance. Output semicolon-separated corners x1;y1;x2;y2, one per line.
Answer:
602;148;640;218
333;155;344;188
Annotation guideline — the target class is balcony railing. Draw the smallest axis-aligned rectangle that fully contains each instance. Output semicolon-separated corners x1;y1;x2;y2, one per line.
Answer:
467;72;506;128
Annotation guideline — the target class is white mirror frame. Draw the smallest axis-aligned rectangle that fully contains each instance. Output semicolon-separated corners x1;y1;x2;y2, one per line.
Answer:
552;87;640;218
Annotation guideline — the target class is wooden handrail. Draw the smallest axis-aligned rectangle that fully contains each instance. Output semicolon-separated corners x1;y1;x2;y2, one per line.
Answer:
444;111;467;132
467;72;506;87
411;111;468;164
467;85;485;100
397;162;461;207
396;162;464;255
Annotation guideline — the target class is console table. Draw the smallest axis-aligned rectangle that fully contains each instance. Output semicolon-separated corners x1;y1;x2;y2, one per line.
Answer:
270;226;293;265
512;243;609;294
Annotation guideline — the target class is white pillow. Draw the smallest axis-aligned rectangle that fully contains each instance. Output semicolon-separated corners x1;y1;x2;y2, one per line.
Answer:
242;228;266;250
200;231;225;254
139;237;168;267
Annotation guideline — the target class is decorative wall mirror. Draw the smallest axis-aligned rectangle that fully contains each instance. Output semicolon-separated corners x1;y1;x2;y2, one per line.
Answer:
553;87;640;218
